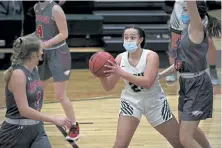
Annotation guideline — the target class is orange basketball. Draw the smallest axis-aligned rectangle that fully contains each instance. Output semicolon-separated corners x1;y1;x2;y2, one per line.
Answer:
89;51;115;78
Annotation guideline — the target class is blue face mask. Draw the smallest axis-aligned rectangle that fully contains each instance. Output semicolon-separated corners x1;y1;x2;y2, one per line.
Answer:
123;41;138;53
181;13;190;24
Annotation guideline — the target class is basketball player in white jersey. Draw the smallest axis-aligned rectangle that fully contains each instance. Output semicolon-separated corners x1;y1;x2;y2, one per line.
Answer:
100;26;183;148
166;0;220;85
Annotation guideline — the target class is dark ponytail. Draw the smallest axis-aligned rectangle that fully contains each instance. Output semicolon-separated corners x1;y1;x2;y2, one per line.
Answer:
123;26;146;48
196;1;221;38
206;13;221;38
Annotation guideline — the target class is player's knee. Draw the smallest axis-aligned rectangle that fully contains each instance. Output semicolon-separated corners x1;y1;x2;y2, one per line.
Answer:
179;131;192;146
167;137;183;148
55;91;66;102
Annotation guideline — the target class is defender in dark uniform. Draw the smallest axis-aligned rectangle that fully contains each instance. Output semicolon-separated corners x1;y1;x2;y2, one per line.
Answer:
159;1;214;148
166;0;220;85
0;34;72;148
34;1;79;142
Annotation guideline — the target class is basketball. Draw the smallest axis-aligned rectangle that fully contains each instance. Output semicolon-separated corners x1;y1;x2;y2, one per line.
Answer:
89;51;115;78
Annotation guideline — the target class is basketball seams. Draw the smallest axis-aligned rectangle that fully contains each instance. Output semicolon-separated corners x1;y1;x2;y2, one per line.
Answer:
89;51;115;78
90;52;102;73
94;55;112;74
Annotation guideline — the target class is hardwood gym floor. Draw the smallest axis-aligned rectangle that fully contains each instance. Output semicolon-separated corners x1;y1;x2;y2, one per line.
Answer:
0;69;221;148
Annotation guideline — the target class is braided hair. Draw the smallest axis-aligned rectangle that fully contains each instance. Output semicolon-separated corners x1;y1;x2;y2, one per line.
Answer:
3;34;42;83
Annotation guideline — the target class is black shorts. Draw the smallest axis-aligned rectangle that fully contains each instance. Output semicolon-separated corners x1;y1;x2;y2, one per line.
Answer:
178;72;213;121
0;122;51;148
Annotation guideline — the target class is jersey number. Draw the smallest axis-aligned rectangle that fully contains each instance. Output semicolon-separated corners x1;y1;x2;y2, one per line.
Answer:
129;83;143;92
36;25;43;38
129;73;144;93
36;91;42;106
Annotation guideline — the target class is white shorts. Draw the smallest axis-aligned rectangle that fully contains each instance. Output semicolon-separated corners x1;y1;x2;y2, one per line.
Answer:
119;97;173;127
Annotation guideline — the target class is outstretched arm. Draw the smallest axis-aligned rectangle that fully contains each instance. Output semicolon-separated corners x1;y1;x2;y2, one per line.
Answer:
187;0;205;44
159;64;176;79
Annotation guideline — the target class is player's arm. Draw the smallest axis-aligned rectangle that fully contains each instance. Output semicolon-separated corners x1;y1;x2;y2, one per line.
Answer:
44;5;68;48
100;54;121;91
120;51;159;89
159;64;176;79
187;0;205;44
10;69;57;123
29;4;38;36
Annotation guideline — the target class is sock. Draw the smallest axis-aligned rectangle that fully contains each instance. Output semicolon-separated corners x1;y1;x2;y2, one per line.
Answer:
209;65;216;70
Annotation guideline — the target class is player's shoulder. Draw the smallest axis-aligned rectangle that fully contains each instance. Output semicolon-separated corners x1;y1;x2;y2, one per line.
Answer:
52;2;63;12
52;2;65;17
116;51;127;60
115;52;126;65
145;49;157;55
34;3;38;11
11;68;26;81
144;49;159;60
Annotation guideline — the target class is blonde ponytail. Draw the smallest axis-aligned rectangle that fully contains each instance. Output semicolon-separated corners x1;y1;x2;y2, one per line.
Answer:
3;37;23;84
3;67;14;84
3;34;42;84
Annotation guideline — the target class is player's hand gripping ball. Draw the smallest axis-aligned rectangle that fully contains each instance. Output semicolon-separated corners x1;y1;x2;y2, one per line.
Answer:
103;60;123;76
89;52;115;78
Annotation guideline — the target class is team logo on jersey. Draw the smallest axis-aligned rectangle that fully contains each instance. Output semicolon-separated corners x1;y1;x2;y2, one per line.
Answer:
36;15;50;24
29;80;41;94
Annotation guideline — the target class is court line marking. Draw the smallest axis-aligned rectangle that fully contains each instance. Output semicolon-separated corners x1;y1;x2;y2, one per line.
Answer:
43;95;116;105
0;95;116;110
0;96;117;126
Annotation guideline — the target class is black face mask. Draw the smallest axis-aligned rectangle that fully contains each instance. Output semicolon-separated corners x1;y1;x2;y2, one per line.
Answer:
38;60;44;66
37;54;44;66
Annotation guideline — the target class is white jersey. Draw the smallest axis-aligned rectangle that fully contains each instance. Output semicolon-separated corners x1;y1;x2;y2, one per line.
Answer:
170;0;208;32
120;49;165;104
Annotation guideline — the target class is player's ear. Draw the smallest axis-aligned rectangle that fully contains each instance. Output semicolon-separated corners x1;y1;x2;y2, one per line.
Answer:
138;37;144;44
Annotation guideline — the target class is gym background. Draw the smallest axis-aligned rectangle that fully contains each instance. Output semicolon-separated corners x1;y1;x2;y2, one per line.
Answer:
0;1;221;70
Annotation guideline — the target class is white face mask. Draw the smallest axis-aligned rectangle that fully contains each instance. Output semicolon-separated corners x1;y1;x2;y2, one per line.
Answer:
123;41;138;53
